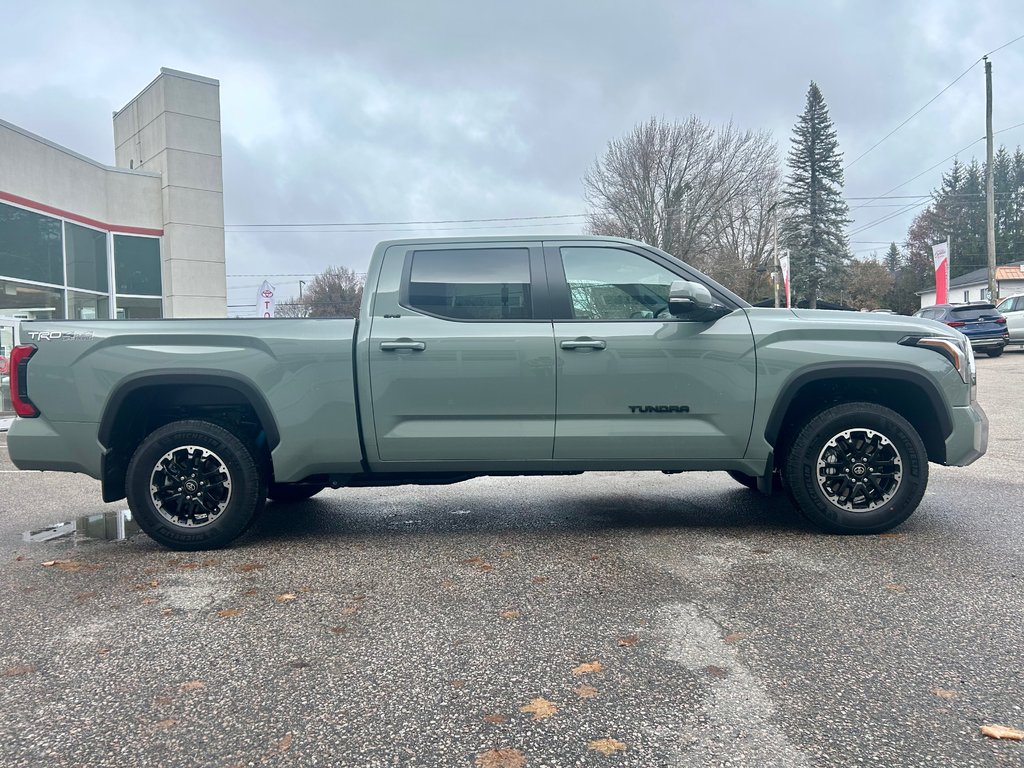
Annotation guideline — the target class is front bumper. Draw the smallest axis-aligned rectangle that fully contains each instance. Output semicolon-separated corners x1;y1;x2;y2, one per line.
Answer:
944;401;988;466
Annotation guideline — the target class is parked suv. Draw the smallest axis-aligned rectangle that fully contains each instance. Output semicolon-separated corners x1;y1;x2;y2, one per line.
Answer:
914;303;1009;357
995;294;1024;348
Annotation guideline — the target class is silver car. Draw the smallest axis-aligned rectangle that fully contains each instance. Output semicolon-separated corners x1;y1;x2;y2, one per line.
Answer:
995;294;1024;347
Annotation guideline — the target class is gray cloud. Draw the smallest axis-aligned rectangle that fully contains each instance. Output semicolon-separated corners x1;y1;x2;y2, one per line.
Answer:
3;0;1023;309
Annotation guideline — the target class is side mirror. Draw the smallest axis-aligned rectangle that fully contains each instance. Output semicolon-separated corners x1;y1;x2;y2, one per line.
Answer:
667;280;731;321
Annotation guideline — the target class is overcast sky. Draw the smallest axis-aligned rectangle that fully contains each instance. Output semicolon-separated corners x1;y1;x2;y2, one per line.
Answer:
3;0;1023;312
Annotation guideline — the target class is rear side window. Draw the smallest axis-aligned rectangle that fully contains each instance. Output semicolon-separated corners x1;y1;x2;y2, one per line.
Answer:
406;248;532;320
950;305;999;321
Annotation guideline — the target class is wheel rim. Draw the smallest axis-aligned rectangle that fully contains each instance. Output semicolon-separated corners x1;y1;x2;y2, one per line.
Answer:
815;428;903;512
149;445;232;528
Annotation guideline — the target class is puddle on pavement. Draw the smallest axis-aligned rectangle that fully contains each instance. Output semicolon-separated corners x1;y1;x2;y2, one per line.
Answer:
22;509;140;544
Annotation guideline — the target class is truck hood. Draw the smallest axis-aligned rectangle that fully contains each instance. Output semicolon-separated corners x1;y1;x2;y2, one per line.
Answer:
743;307;962;341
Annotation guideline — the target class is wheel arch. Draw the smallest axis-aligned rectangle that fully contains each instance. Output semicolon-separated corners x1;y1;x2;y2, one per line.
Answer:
99;372;280;502
765;364;952;468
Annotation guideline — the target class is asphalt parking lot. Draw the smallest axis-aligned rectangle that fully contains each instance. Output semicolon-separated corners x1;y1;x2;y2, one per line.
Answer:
1;351;1023;768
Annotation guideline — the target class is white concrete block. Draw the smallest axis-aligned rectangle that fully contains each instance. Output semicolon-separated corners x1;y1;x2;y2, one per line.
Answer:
162;186;225;228
163;148;223;193
162;223;225;263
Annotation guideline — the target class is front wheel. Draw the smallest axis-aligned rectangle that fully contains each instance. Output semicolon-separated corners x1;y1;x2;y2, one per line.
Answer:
784;403;927;534
126;420;266;550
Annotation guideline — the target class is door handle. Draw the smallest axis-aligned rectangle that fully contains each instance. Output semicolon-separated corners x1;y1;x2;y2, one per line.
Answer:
380;340;426;351
560;339;606;350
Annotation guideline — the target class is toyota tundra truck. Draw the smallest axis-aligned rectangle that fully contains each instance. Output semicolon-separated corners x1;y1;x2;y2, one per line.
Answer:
6;236;988;550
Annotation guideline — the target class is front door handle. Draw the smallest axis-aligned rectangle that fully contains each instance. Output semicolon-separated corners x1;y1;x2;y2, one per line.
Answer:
560;338;606;350
380;339;426;351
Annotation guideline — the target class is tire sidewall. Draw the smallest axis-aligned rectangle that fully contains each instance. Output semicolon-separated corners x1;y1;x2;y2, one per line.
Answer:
786;404;927;534
127;420;265;550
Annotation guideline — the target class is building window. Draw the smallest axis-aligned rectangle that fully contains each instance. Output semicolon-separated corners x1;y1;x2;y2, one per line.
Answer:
406;248;532;320
0;202;64;286
0;277;64;319
964;290;970;302
65;222;108;293
114;235;161;296
114;296;162;319
68;290;109;320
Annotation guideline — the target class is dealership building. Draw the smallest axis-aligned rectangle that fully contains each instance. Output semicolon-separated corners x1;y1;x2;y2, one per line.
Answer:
0;68;227;323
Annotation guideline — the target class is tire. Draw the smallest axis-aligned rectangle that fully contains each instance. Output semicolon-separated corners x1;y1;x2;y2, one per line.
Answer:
126;420;266;550
986;349;1003;358
267;483;326;502
784;402;927;534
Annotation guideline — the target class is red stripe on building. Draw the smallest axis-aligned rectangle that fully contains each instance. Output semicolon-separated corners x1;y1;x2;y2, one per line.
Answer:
0;190;164;236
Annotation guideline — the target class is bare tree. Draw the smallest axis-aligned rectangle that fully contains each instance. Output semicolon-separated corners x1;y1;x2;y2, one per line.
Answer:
277;266;365;318
584;116;780;298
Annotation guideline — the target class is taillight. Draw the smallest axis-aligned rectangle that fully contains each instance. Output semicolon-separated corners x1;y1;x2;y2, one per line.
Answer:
946;321;966;328
9;344;39;418
995;316;1007;325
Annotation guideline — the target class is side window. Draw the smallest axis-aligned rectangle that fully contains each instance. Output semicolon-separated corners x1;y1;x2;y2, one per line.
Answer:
559;247;679;320
406;248;532;320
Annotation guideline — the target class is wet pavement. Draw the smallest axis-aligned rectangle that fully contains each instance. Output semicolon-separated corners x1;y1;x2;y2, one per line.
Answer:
1;352;1023;767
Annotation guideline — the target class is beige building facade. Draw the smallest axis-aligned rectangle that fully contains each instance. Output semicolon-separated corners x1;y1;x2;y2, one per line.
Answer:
0;68;226;322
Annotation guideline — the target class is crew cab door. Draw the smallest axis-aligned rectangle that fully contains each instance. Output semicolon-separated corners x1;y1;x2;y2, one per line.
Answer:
366;242;555;463
546;242;756;460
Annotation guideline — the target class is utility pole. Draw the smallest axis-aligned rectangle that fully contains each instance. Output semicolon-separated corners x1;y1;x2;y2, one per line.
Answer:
985;56;997;302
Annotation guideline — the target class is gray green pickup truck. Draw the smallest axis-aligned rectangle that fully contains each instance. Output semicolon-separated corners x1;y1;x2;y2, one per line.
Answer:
7;236;988;550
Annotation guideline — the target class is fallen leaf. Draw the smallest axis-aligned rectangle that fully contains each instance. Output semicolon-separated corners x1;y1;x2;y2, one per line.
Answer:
235;562;265;573
588;737;627;755
76;591;97;601
155;719;177;730
148;580;160;588
141;597;157;605
478;563;494;573
705;665;729;678
483;713;508;724
475;748;526;768
980;724;1024;740
520;697;558;721
180;680;206;691
500;609;521;620
96;648;109;656
617;634;639;647
352;593;368;601
288;660;310;669
41;560;59;567
15;555;26;561
462;556;486;566
589;555;601;561
328;626;346;635
2;665;35;677
531;576;548;584
276;733;294;752
43;559;101;572
242;588;259;597
723;632;748;644
153;696;174;706
499;550;514;558
885;583;907;593
217;608;242;618
572;660;604;676
451;679;466;689
931;687;957;699
575;684;598;699
439;579;455;588
161;608;174;616
275;593;297;603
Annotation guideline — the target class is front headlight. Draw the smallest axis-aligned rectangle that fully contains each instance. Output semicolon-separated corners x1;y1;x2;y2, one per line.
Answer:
898;334;974;386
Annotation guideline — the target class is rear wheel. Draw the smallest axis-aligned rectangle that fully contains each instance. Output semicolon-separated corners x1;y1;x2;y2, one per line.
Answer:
785;402;927;534
126;420;266;550
267;483;326;502
986;348;1003;358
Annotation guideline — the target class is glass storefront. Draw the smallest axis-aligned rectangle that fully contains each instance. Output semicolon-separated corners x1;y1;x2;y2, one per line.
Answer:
0;201;161;320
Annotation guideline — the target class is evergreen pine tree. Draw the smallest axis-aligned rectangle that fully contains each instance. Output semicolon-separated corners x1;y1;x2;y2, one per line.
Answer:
883;242;901;275
780;82;851;308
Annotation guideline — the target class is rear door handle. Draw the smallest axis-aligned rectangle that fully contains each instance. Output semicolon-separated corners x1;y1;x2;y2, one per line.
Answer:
380;340;426;351
560;339;606;350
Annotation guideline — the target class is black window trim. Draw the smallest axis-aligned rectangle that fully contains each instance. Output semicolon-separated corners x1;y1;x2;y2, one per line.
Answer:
542;240;745;322
397;243;553;323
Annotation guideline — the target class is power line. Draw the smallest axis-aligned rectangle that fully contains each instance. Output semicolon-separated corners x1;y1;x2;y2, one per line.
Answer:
843;32;1024;172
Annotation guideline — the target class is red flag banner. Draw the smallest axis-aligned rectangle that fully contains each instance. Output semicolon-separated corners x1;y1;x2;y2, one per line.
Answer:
932;240;949;304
